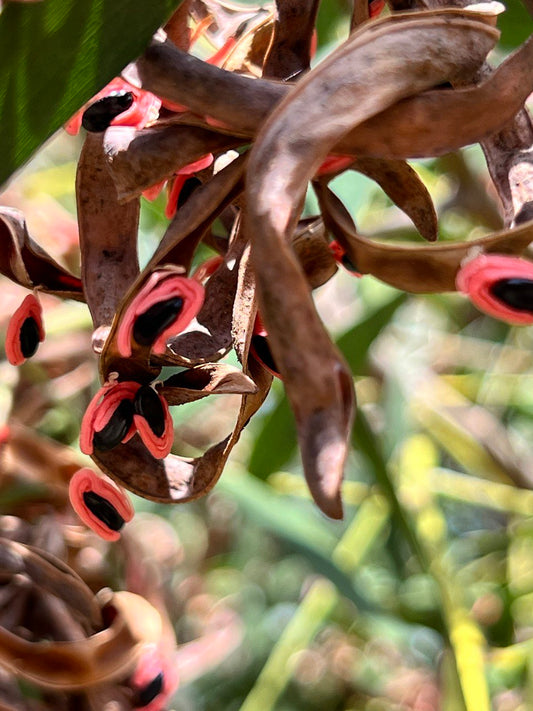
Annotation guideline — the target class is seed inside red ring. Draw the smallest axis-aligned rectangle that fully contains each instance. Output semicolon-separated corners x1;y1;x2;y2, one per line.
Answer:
82;491;125;531
490;278;533;312
136;672;165;707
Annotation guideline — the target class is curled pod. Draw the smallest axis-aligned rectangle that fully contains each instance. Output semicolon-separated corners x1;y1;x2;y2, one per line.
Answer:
5;293;45;366
117;270;205;358
456;254;533;324
133;386;174;459
80;381;141;455
249;315;281;379
69;468;134;541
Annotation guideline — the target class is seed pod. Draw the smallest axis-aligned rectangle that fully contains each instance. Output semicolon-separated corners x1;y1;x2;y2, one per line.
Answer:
133;386;165;437
82;91;134;132
5;293;45;366
93;399;135;452
490;278;533;312
456;254;533;325
132;297;184;347
69;468;134;541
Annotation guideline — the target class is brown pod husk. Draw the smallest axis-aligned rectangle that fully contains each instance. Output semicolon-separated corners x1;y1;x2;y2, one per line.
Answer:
0;208;83;300
76;134;140;331
316;183;533;292
243;10;500;518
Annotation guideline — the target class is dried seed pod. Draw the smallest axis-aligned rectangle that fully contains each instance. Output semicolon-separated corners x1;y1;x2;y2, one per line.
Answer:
82;91;134;132
117;270;205;357
69;468;134;541
456;254;533;324
5;293;45;366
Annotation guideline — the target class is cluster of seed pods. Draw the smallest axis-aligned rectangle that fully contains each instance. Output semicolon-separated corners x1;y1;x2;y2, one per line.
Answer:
3;0;533;542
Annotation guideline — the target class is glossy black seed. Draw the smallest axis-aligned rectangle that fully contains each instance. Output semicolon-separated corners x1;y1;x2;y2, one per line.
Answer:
177;177;202;209
19;317;40;358
82;491;125;531
490;278;533;313
251;335;279;375
134;386;165;437
132;297;184;347
81;91;134;132
93;400;134;452
137;672;164;707
341;254;359;274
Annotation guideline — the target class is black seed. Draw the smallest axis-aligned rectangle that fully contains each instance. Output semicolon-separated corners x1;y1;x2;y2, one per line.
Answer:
514;201;533;225
137;672;164;707
177;177;202;209
134;386;165;437
19;317;40;359
490;278;533;313
132;297;184;347
82;491;125;531
81;91;134;132
93;400;134;452
341;254;359;274
251;335;279;376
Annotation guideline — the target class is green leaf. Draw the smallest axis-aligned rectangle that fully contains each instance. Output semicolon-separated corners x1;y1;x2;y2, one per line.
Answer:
248;294;405;479
0;0;178;187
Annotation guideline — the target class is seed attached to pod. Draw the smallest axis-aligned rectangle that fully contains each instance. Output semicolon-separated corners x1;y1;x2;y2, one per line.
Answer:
64;77;161;136
456;254;533;325
117;270;205;357
134;386;165;437
5;293;45;366
177;176;202;209
490;278;533;312
329;240;362;276
137;672;165;708
250;315;281;379
131;645;177;711
92;399;135;452
132;297;184;347
19;317;41;359
82;491;125;532
82;91;134;132
80;381;140;455
133;386;174;459
69;469;134;542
